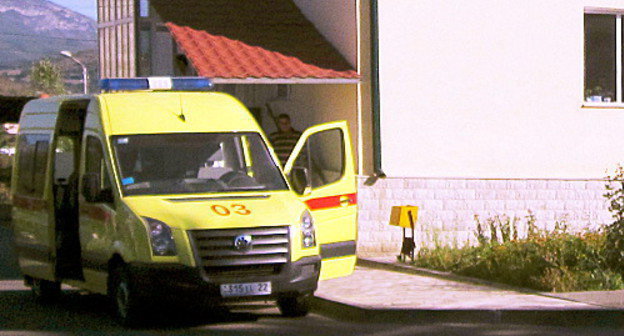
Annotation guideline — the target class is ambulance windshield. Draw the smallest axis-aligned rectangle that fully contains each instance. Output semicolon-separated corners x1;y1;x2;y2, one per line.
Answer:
112;133;288;196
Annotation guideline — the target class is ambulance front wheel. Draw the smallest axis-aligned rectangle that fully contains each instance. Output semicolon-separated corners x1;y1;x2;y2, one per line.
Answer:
31;278;61;302
109;264;143;327
277;294;311;317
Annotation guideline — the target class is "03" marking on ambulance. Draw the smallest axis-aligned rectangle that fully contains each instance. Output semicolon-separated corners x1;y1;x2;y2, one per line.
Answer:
211;204;252;216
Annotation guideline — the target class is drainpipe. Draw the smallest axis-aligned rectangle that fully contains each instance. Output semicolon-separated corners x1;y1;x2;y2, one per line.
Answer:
365;0;386;186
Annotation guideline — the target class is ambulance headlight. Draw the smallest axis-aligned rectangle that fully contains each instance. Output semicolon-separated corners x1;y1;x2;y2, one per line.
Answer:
300;210;316;248
142;217;177;256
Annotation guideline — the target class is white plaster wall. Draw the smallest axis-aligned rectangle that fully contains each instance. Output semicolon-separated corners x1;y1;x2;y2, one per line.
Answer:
377;0;624;179
293;0;358;67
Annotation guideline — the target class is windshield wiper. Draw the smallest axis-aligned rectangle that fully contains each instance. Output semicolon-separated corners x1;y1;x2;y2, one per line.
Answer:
224;185;267;191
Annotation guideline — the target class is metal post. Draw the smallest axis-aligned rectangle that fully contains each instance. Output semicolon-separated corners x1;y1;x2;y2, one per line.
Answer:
81;65;88;95
60;51;89;94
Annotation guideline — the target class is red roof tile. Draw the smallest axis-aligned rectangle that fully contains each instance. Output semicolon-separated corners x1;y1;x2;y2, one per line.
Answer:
167;23;358;80
152;0;358;80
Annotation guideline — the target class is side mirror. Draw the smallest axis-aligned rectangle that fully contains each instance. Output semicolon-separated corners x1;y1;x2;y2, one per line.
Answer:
82;173;114;203
289;166;312;195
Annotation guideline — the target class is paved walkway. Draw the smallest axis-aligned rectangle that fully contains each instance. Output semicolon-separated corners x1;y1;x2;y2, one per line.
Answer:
312;258;624;326
316;265;598;310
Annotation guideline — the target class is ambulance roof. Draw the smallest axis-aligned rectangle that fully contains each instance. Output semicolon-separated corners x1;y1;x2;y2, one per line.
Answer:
98;91;260;136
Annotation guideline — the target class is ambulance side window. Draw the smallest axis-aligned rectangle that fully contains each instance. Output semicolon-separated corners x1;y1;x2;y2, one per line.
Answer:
83;136;112;201
16;134;50;197
33;141;49;195
293;129;345;189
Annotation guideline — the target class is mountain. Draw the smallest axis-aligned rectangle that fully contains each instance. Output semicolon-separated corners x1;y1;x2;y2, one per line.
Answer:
0;0;96;67
0;48;99;96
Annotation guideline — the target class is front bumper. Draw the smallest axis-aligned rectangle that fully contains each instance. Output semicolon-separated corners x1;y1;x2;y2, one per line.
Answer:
127;255;321;300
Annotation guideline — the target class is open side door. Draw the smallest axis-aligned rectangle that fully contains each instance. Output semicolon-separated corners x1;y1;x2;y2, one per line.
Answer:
284;121;357;280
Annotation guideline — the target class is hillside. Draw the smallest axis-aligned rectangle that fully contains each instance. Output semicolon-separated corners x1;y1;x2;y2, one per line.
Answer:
0;49;99;96
0;0;96;67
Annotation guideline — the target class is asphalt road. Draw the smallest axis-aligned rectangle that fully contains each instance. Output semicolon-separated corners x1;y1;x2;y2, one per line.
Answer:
1;225;623;335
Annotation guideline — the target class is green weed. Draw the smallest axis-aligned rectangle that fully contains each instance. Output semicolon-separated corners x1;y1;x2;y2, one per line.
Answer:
414;212;624;292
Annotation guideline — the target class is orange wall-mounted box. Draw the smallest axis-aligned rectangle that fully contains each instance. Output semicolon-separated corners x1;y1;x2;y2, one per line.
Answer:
389;206;419;228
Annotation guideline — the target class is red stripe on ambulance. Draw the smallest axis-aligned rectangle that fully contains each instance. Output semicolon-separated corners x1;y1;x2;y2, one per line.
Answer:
305;193;357;210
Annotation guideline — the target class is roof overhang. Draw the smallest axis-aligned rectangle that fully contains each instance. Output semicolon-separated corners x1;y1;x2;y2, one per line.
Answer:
210;78;360;85
167;23;360;83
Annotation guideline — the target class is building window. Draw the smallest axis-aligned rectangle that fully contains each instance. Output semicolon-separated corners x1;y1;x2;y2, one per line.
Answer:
585;13;623;103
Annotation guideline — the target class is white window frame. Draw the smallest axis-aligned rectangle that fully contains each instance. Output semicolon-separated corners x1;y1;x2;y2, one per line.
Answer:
584;8;624;107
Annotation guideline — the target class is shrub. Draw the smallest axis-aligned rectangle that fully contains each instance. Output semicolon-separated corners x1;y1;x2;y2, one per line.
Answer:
604;165;624;274
414;212;624;292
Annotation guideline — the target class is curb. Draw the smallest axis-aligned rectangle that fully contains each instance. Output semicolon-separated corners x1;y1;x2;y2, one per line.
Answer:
311;295;623;327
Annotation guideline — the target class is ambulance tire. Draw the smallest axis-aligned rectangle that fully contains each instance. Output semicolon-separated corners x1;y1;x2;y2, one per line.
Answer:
31;278;61;302
109;264;143;327
277;294;311;317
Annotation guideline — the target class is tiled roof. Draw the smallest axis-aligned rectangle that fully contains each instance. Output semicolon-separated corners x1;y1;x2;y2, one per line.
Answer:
166;24;359;80
152;0;358;80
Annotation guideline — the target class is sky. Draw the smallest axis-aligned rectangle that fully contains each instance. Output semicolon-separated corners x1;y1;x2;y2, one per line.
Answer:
48;0;97;19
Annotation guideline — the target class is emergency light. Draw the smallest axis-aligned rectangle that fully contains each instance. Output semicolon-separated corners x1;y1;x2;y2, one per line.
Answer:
100;77;213;92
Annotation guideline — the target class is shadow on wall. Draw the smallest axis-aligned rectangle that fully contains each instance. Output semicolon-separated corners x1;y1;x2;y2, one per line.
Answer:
150;0;354;72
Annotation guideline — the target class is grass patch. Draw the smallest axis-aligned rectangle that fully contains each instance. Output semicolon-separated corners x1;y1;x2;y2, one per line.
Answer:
413;212;624;292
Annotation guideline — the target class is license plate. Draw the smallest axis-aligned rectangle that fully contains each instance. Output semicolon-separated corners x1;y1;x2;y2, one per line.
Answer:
220;282;272;297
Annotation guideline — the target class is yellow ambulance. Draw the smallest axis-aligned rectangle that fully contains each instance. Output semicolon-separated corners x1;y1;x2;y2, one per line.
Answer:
11;77;357;324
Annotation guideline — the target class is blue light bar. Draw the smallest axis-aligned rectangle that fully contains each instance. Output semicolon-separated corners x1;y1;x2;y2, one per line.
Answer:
100;77;213;92
173;77;214;91
100;78;149;91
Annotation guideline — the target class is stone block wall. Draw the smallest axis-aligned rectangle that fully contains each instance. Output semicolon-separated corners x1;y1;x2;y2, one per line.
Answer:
356;177;612;257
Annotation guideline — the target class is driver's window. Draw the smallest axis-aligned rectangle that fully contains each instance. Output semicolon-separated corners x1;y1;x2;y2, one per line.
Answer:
292;129;345;189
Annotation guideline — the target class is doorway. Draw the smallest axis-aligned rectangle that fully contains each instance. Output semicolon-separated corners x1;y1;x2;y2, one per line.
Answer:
53;99;89;280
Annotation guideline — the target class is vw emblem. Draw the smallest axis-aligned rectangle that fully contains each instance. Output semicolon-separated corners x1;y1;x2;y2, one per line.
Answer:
233;235;253;251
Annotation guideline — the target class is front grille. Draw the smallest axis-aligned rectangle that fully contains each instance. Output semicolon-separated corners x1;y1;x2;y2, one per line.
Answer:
189;226;289;277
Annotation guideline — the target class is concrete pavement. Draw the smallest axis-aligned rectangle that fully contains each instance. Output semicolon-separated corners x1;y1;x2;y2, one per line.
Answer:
312;258;624;327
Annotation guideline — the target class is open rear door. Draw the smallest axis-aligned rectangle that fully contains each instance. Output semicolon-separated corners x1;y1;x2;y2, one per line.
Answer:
284;121;357;280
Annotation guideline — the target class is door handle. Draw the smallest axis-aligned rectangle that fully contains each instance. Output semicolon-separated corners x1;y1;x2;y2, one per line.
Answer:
339;196;351;207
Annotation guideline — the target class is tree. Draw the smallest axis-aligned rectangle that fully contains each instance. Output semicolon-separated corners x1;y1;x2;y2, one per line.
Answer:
30;59;65;95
